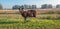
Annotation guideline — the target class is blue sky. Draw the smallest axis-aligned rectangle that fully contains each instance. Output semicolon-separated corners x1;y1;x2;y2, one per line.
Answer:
0;0;60;9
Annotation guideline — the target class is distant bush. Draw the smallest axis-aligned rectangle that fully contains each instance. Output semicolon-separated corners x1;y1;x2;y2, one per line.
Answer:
40;16;52;19
41;11;60;14
47;11;55;14
40;16;60;20
41;16;49;19
0;11;20;14
56;16;60;19
40;11;55;14
40;11;60;14
56;12;60;14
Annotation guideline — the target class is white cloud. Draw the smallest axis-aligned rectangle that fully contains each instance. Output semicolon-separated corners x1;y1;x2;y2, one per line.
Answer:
51;0;60;5
36;0;60;7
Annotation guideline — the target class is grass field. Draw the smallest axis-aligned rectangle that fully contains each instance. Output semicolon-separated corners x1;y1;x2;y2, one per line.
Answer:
0;9;60;29
0;14;60;29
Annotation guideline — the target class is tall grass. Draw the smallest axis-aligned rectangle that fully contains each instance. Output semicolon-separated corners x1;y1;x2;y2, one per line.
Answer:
0;16;60;29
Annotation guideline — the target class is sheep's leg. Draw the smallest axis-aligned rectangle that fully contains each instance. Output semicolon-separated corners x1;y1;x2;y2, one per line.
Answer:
24;17;26;23
33;12;36;17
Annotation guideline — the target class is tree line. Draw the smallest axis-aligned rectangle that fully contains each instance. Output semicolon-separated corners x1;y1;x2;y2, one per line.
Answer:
0;4;60;10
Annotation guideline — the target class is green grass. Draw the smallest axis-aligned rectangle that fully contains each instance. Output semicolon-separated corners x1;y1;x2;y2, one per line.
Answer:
0;16;60;29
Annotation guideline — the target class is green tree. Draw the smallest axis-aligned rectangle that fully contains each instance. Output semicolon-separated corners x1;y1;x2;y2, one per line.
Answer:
12;5;20;10
0;4;3;9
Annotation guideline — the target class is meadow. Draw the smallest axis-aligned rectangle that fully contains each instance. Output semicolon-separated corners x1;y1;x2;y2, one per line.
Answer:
0;10;60;29
0;14;59;29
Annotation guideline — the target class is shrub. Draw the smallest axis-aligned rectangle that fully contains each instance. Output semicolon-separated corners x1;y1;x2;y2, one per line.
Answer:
40;11;55;14
56;16;60;19
56;12;60;14
40;16;51;19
